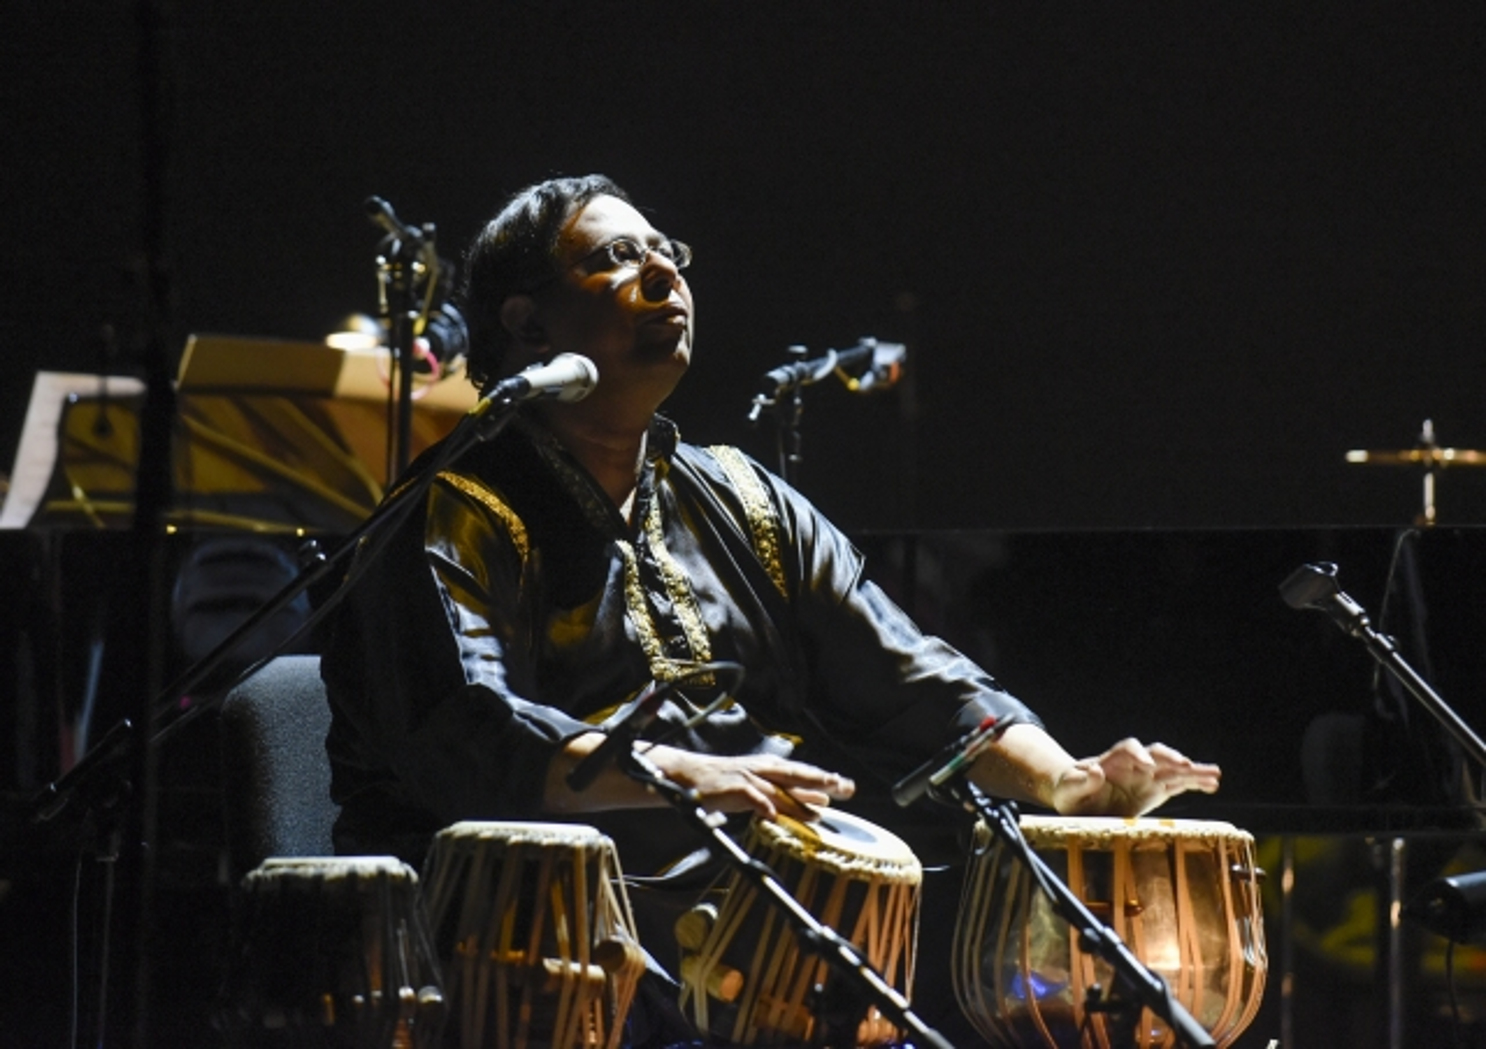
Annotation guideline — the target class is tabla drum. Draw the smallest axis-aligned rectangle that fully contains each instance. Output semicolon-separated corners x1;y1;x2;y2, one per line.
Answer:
675;809;922;1047
420;821;646;1049
223;855;445;1048
953;816;1267;1049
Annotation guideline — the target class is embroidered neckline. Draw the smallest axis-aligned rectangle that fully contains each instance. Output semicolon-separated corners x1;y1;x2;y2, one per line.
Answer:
515;412;708;681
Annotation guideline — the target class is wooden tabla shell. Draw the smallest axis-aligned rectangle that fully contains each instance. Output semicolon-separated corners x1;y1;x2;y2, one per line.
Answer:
953;816;1267;1049
225;855;445;1048
420;821;645;1049
676;809;923;1047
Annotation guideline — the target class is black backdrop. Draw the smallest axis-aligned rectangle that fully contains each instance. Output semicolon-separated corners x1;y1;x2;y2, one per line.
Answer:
6;8;1486;1044
6;2;1486;532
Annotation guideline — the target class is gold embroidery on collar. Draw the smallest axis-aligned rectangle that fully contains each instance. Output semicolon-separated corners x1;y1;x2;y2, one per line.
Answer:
707;445;787;598
437;472;530;562
529;434;618;535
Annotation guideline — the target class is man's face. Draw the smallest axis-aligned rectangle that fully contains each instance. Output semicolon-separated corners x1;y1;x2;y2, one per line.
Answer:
536;194;694;403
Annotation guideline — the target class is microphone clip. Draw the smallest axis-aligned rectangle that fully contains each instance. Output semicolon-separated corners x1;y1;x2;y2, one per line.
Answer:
891;715;1017;809
1279;561;1372;637
746;338;907;424
565;683;669;793
563;662;747;794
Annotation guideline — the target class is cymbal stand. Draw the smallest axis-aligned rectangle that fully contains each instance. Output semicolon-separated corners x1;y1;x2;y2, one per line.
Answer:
928;776;1216;1049
613;747;955;1049
1418;419;1439;527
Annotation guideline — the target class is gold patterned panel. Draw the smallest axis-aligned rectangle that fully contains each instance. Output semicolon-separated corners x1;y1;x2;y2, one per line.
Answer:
707;445;788;598
641;497;713;667
616;536;698;682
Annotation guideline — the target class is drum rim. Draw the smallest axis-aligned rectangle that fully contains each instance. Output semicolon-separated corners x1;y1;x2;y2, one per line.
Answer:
438;819;612;844
251;855;418;879
1012;815;1254;843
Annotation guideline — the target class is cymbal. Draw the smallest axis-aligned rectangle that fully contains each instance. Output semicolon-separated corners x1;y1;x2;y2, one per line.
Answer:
1346;447;1486;467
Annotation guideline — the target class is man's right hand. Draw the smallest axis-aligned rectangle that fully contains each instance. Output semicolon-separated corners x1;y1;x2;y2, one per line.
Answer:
652;748;856;821
544;732;854;821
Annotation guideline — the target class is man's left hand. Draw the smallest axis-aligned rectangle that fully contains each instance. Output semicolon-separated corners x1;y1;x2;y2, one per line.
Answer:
1051;738;1221;817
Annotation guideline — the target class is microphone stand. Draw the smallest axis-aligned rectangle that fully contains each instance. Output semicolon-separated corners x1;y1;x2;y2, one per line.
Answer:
747;339;907;486
748;344;817;484
19;387;529;839
927;777;1216;1049
1280;561;1486;767
611;747;955;1049
367;196;438;479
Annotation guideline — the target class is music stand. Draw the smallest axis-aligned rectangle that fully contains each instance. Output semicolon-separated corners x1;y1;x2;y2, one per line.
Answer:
0;333;476;534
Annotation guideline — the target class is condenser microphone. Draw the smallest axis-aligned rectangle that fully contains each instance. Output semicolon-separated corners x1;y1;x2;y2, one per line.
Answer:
892;715;1016;808
758;338;907;398
490;354;599;404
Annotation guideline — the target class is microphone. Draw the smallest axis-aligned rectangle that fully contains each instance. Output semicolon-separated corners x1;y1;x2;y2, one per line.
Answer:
365;195;429;247
892;715;1016;808
489;354;599;404
418;300;469;368
566;682;671;792
758;338;907;399
1279;562;1371;636
834;337;906;394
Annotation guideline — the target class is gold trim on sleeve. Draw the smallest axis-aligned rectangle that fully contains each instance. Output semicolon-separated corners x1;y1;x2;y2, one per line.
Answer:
436;471;531;563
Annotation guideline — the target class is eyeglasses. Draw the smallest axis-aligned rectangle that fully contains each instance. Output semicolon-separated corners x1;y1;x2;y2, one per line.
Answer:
573;236;692;274
519;236;693;293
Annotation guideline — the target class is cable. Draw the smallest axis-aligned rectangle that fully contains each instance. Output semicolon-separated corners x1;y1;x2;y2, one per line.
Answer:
1446;937;1462;1049
70;850;83;1049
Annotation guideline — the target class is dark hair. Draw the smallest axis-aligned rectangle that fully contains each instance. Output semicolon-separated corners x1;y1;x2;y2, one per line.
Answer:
459;174;629;394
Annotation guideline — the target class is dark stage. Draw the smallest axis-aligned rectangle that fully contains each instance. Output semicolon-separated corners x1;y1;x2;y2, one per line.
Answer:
4;3;1486;1046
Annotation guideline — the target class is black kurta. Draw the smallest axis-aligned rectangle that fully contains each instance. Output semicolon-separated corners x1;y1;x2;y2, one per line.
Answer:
321;412;1038;870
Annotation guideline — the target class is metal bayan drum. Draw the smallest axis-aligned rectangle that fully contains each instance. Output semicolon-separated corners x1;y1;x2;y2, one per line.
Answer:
420;821;646;1049
675;809;922;1047
224;856;445;1048
953;817;1267;1049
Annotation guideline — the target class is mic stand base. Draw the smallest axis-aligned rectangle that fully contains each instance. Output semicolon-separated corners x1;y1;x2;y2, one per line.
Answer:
615;748;955;1049
931;778;1216;1049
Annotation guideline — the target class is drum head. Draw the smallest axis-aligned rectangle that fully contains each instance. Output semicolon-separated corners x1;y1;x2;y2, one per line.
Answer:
757;808;920;879
437;819;610;846
251;855;416;881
